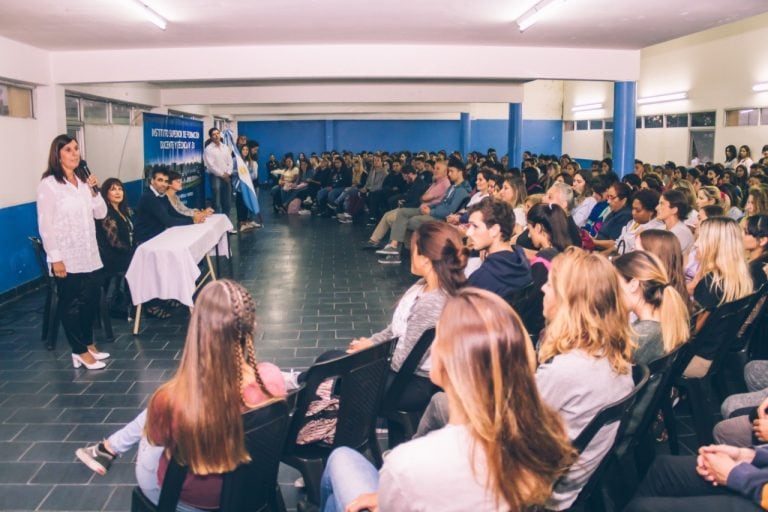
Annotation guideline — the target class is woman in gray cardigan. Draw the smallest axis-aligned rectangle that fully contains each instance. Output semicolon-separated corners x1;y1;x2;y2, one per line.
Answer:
347;221;467;411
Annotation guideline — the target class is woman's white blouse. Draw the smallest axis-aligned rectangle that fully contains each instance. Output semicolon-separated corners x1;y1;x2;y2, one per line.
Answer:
37;175;107;273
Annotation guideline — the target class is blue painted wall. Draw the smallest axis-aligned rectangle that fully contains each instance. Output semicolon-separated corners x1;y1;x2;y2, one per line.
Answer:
1;178;144;296
239;118;563;171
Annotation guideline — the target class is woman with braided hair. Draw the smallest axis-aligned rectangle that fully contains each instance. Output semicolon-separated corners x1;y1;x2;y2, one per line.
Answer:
75;280;286;511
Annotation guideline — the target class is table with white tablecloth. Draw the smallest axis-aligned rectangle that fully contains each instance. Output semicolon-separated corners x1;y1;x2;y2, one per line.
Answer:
125;214;233;333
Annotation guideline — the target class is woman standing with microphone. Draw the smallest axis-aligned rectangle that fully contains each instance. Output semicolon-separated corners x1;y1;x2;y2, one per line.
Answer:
37;134;110;369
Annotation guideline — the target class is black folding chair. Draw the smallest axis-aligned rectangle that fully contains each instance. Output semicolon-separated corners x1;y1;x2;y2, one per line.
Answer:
566;364;650;512
669;293;758;447
131;399;290;512
379;328;436;448
281;339;396;505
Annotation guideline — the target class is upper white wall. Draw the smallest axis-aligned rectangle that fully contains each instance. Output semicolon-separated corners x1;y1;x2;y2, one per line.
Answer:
562;12;768;164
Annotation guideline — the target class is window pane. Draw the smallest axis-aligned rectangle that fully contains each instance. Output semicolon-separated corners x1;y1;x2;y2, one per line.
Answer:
8;86;33;118
762;108;768;125
665;114;688;128
636;117;642;128
605;119;613;130
0;85;8;116
590;120;604;130
643;115;663;128
82;99;108;123
690;130;715;163
690;111;716;127
725;108;759;127
576;120;588;130
604;131;613;158
111;103;131;125
563;121;574;132
65;96;80;122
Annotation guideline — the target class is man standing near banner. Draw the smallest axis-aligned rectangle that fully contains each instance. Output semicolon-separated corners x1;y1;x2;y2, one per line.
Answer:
203;128;234;225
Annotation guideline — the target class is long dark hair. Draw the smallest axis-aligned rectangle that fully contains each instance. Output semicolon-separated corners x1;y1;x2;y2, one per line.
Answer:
412;221;468;295
101;178;130;218
527;203;573;252
42;134;79;184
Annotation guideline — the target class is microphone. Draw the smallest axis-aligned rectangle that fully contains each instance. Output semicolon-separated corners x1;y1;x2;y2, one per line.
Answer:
77;160;100;193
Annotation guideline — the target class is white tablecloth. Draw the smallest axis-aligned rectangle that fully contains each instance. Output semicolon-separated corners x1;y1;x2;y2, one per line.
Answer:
125;214;233;307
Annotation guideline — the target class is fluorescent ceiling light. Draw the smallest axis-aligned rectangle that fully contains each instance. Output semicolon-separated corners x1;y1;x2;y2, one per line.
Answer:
754;82;768;92
572;102;603;112
637;92;688;105
516;0;567;32
740;109;755;114
132;0;167;30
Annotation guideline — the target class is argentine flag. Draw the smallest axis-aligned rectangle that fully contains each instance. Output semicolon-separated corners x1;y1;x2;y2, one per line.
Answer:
223;129;260;215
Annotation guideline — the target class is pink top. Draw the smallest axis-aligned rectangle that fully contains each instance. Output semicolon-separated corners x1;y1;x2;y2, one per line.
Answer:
423;176;451;206
152;362;287;510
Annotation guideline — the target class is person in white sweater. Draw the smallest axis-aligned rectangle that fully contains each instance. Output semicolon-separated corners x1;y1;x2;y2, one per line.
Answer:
320;288;575;512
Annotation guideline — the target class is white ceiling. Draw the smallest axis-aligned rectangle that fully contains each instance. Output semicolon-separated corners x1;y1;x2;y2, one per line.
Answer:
0;0;766;51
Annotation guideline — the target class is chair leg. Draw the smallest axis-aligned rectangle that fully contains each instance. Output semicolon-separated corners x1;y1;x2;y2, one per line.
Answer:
41;286;52;341
99;285;114;342
368;430;383;468
298;458;325;506
686;378;716;447
661;396;679;455
46;290;59;351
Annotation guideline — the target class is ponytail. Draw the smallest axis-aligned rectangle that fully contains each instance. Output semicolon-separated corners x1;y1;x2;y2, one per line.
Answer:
658;285;690;352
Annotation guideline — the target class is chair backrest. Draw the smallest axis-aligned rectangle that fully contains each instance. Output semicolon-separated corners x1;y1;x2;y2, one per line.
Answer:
736;283;768;352
28;236;52;281
570;364;650;508
380;329;435;412
619;346;688;452
146;399;291;512
504;282;543;342
219;400;291;512
283;339;396;455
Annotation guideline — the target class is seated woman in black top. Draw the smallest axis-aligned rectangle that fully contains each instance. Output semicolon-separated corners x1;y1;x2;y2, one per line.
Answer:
96;178;134;275
685;217;753;377
96;178;135;318
591;182;633;250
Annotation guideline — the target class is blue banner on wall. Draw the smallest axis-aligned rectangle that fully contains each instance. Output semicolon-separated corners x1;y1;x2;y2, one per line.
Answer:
143;113;205;208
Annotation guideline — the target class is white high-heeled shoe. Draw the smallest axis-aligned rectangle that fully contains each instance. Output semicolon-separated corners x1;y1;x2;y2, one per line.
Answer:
72;353;107;370
88;350;110;361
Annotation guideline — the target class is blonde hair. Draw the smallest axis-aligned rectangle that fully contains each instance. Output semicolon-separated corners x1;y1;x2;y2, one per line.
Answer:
614;251;690;353
698;186;722;207
538;248;634;374
146;280;277;475
671;179;697;210
434;288;575;510
695;217;754;304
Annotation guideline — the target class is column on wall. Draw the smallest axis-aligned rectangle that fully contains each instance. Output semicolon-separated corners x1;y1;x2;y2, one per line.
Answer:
507;103;522;168
324;120;334;152
459;112;471;159
612;81;636;176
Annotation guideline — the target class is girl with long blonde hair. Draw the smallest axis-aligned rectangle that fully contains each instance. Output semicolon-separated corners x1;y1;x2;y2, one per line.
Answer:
320;288;574;512
684;217;754;377
613;251;690;364
536;247;635;510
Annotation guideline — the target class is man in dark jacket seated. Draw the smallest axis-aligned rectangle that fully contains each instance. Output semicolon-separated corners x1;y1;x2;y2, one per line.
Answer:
133;169;203;246
465;198;533;298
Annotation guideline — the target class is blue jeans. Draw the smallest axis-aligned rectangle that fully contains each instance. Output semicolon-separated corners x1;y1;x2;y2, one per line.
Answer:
210;174;232;215
320;447;380;512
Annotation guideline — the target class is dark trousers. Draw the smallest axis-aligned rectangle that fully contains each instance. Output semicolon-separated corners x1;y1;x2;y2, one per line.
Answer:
55;271;100;355
625;455;762;512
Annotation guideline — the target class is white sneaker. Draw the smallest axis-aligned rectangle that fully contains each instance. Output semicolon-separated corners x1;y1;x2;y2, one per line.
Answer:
298;209;311;216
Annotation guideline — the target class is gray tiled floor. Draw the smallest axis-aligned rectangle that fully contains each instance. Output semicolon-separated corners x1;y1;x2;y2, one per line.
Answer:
0;200;413;511
0;194;704;510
